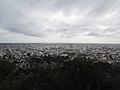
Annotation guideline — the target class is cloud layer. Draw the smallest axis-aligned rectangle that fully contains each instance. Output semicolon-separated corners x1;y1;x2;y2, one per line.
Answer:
0;0;120;43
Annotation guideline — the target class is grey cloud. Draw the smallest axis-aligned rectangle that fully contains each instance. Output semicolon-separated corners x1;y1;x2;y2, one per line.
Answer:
89;0;119;16
87;32;101;37
0;0;120;40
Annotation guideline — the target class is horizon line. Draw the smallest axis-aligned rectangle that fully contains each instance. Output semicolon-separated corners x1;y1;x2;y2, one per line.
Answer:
0;42;120;44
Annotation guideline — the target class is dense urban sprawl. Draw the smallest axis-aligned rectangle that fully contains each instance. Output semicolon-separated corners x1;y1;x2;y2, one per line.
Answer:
0;43;120;69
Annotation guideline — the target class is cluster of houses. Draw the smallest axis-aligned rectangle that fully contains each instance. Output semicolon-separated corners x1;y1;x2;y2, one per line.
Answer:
0;44;120;68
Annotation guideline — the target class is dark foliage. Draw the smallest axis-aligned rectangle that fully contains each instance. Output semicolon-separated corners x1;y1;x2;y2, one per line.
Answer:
0;57;120;90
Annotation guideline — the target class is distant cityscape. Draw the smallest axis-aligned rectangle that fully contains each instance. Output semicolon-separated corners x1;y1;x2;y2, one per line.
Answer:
1;43;120;90
0;43;120;69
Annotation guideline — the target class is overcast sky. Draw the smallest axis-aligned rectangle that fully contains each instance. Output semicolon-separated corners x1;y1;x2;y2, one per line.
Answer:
0;0;120;43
